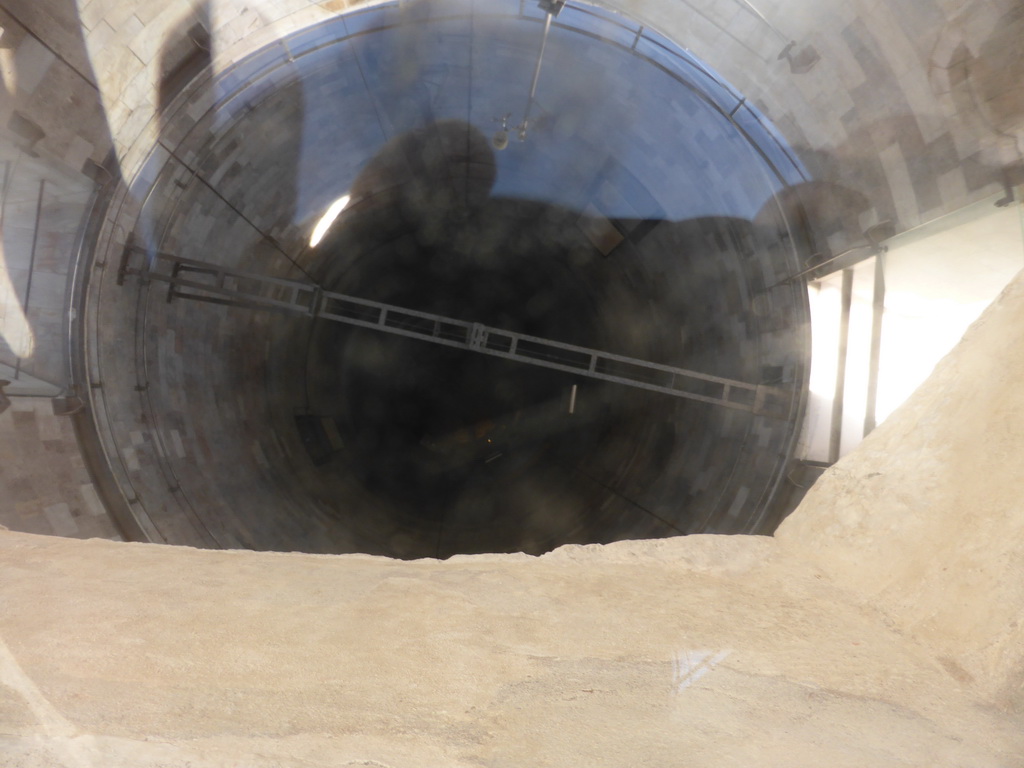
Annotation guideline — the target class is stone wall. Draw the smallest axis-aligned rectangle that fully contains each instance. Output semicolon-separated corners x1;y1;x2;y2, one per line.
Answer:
3;0;1021;552
0;395;122;539
11;0;1023;244
613;0;1024;248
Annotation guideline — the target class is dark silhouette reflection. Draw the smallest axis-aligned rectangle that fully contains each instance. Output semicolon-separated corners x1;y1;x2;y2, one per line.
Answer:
278;118;808;558
156;2;212;119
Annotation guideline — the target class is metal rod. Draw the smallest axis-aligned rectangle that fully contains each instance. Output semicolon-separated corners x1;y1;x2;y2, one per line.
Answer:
521;12;553;132
14;179;46;381
864;253;885;436
772;243;876;288
529;13;552;102
829;269;854;463
568;384;577;414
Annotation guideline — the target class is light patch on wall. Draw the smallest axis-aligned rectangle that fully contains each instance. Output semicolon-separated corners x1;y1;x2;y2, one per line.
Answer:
578;204;624;256
0;239;35;359
876;198;1024;423
0;28;17;96
673;649;730;692
806;278;841;399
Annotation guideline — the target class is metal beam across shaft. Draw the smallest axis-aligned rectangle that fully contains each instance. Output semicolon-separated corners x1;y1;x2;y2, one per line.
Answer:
119;246;788;416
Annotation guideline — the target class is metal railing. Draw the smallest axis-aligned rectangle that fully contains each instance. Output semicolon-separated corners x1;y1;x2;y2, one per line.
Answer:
120;246;788;416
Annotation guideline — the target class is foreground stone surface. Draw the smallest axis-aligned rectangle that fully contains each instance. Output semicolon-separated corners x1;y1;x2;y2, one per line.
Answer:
5;270;1024;767
0;531;1021;767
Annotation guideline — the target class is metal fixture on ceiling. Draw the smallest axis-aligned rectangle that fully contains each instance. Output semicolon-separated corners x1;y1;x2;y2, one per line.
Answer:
491;0;565;149
728;0;820;74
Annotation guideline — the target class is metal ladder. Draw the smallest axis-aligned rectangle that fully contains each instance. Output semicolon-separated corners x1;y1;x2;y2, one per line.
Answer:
119;245;789;416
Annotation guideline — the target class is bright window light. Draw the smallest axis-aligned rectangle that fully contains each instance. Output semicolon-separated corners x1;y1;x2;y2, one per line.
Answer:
0;28;16;96
0;240;35;358
309;194;351;247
